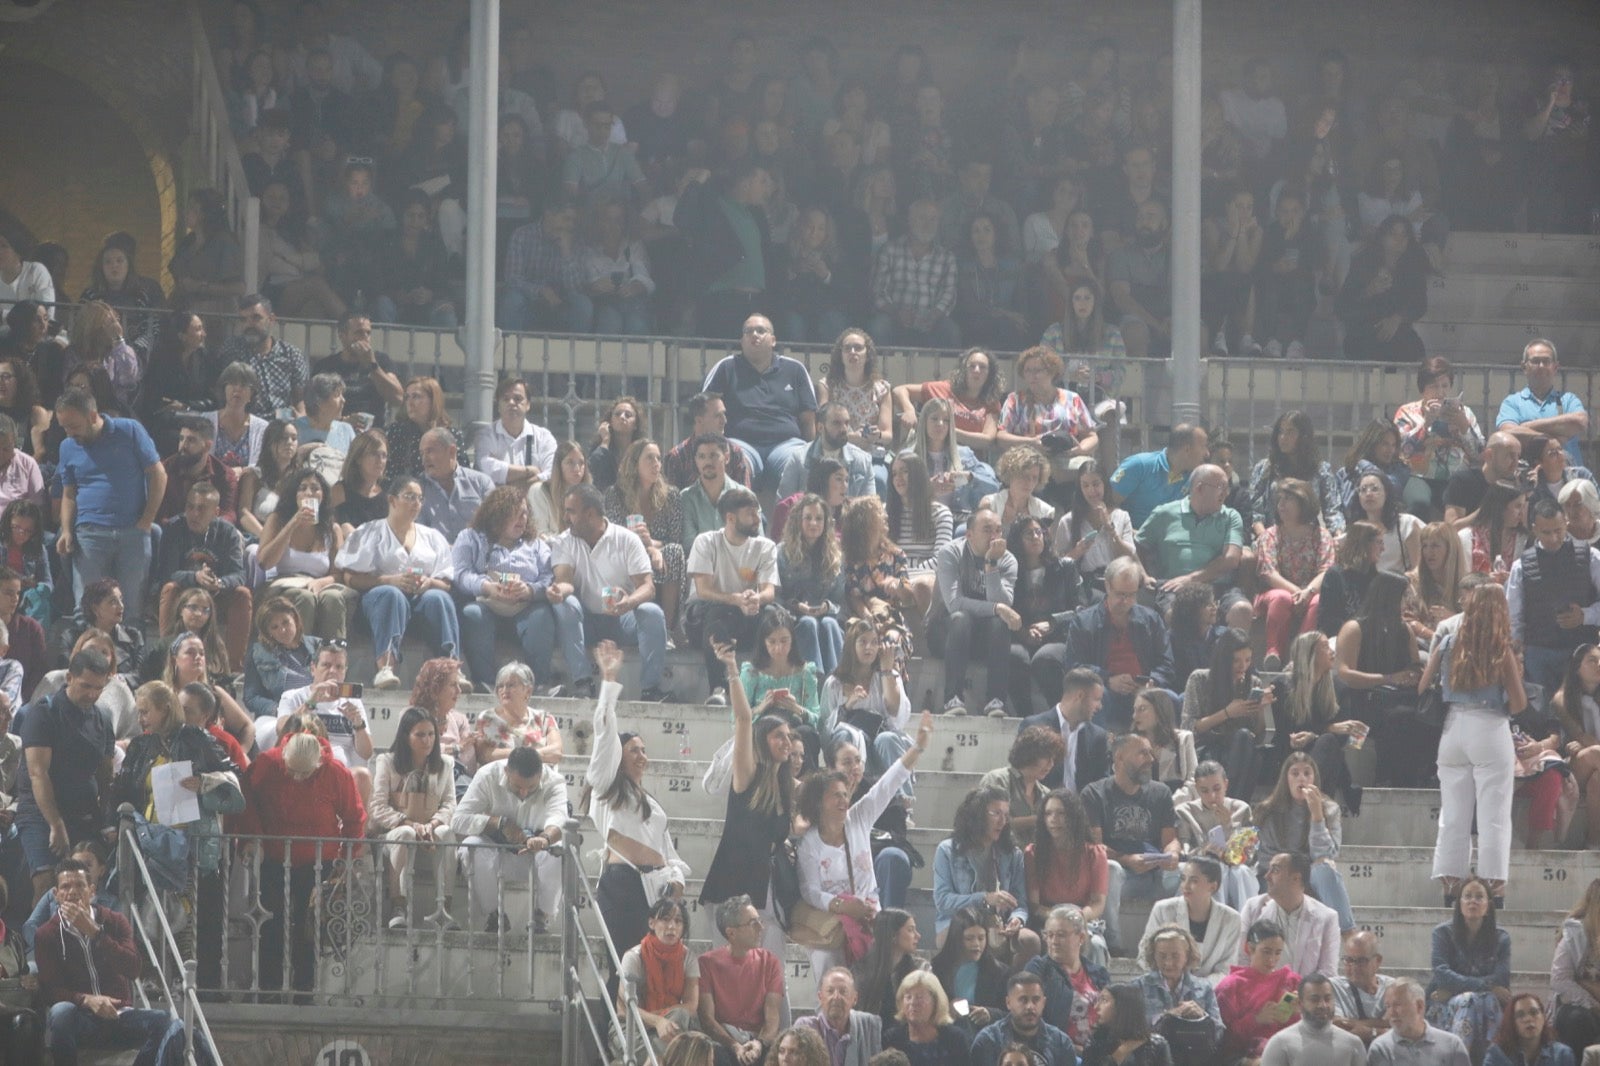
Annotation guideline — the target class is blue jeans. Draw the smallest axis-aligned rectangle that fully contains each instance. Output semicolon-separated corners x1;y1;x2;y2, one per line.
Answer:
1524;644;1570;711
47;1001;201;1066
496;285;593;333
1104;859;1181;955
865;312;961;350
592;296;653;336
372;294;458;329
459;600;558;687
778;310;849;346
875;846;912;909
72;524;153;627
730;437;811;493
1310;860;1354;932
360;585;460;664
551;594;667;690
792;614;844;675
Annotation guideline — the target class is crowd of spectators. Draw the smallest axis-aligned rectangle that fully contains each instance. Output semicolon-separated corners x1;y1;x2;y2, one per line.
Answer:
0;4;1597;1063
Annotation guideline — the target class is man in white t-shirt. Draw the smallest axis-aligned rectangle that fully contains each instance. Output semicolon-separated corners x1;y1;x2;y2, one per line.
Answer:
685;485;778;704
258;641;375;803
549;484;670;700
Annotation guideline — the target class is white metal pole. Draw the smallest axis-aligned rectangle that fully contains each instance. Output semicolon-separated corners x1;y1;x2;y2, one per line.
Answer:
464;0;501;429
1171;0;1203;425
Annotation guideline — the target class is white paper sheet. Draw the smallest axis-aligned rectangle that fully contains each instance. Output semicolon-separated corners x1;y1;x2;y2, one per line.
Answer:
151;760;200;825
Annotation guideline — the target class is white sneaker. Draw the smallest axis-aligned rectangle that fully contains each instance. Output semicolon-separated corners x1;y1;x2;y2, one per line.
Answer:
1240;334;1262;356
1286;340;1306;360
943;696;968;716
983;699;1008;718
1263;339;1283;358
373;667;401;690
1211;330;1230;356
706;688;728;707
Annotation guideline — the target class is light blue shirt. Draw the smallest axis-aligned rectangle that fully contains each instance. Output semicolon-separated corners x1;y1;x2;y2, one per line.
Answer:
1110;448;1188;528
1497;386;1587;466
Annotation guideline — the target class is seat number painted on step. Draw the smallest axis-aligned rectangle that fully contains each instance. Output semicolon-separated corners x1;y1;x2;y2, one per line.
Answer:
1545;868;1568;881
666;777;693;793
1359;923;1385;938
1347;864;1374;878
319;1043;371;1066
661;721;687;734
954;734;979;747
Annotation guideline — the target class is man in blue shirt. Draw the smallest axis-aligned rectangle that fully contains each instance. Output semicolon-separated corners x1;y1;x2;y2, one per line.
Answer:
54;388;166;626
1108;423;1209;528
970;971;1077;1066
419;427;494;542
1497;338;1588;467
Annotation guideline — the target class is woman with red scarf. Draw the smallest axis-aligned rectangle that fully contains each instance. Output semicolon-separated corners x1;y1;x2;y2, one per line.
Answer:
618;897;701;1056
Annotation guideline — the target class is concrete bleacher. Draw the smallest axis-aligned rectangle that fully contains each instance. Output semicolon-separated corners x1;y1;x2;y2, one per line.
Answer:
347;668;1590;1013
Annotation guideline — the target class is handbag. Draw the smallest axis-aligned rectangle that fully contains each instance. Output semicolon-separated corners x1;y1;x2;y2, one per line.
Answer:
1153;1010;1219;1063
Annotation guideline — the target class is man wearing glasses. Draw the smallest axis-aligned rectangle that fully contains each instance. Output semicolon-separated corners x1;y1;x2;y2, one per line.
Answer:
1497;338;1588;467
1330;929;1392;1046
698;894;784;1066
701;314;817;492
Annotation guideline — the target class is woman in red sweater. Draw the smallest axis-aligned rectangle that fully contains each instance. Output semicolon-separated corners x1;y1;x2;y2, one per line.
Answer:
240;731;366;998
1215;918;1300;1065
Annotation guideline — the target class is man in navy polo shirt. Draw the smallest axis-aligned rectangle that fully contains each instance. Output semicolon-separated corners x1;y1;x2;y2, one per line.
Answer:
54;387;167;626
702;313;817;491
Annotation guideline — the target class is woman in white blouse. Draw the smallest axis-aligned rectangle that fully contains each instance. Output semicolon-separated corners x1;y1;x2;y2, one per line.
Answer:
796;710;933;984
1051;459;1134;593
585;640;691;960
334;473;460;690
368;707;458;931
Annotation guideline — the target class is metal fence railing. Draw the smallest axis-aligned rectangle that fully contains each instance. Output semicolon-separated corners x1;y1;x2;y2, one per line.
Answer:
187;0;259;293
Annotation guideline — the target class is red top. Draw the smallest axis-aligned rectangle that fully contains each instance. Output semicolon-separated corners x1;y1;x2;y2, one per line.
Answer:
239;736;366;865
1024;842;1109;908
1105;625;1143;678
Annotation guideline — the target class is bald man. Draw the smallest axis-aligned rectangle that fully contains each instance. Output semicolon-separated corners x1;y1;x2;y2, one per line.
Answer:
1135;463;1247;616
1442;431;1521;526
1330;930;1393;1045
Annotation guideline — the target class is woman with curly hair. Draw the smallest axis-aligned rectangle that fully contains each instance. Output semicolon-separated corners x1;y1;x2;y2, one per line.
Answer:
981;727;1067;840
65;300;143;412
1426;583;1527;906
0;499;51;624
996;346;1097;459
840;495;919;624
892;346;1003;453
817;328;892;455
778;493;846;675
1246;410;1343;537
983;444;1057;528
386;377;463;480
588;394;643;492
604;438;685;634
933;786;1037;965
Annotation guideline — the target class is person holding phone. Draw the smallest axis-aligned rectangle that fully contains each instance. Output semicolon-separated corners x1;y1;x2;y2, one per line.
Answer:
1394;356;1486;517
1182;628;1274;801
1217;920;1301;1064
261;640;374;808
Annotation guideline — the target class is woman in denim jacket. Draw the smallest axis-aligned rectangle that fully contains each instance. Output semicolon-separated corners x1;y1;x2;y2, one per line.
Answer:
933;785;1038;967
243;596;320;719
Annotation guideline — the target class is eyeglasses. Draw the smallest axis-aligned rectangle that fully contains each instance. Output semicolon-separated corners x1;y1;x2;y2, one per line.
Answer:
396;492;423;502
345;156;375;166
322;639;349;650
743;325;772;336
1340;956;1374;965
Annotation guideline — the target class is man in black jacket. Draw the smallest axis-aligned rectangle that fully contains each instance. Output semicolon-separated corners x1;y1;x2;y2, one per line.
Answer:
1018;666;1110;792
1029;556;1176;730
678;161;775;341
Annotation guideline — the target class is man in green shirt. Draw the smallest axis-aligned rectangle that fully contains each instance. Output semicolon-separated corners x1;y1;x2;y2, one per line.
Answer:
1135;463;1247;616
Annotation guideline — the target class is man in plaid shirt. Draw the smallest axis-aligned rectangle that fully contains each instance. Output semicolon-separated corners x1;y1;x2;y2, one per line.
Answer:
497;201;590;332
868;197;960;349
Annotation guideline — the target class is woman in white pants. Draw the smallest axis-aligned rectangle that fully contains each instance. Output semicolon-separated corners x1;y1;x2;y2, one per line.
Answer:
1423;583;1527;908
368;707;459;930
795;710;934;985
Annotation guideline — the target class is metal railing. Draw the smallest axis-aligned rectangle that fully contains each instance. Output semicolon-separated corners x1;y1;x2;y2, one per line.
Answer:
187;0;259;293
116;819;652;1063
114;805;221;1066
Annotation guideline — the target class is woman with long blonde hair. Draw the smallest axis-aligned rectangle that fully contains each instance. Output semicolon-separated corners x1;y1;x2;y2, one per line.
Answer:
778;493;845;674
531;440;589;539
1407;521;1465;647
1423;583;1527;907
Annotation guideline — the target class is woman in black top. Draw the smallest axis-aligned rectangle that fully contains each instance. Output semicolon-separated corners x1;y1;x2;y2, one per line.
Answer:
1168;583;1226;694
1335;568;1430;787
930;906;1008;1036
332;429;391;534
1181;628;1276;801
699;639;796;963
1336;214;1432;362
882;969;974;1066
1317;521;1383;640
1081;983;1173;1066
853;908;923;1030
1007;512;1084;718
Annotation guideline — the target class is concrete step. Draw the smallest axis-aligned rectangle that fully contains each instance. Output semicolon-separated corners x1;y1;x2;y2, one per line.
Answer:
1413;317;1600;364
1423;272;1600;321
1445;232;1600;279
1344;788;1592;850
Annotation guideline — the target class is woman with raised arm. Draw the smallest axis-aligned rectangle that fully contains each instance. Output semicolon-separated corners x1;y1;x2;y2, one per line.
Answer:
796;709;933;981
586;640;691;959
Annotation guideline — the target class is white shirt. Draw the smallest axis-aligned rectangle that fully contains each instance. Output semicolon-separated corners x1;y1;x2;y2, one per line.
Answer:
271;687;369;768
1054;708;1085;793
797;761;911;913
1218;89;1288;159
685;529;780;602
1505;535;1600;643
585;680;690;886
551;521;652;614
334;519;455;581
451;759;568;839
474;418;558;486
0;261;55;307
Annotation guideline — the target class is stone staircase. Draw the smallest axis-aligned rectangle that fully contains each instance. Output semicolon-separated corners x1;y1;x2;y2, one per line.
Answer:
339;679;1582;1011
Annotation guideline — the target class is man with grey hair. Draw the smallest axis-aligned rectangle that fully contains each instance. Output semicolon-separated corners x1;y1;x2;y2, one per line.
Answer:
419;426;493;540
216;293;309;418
1024;904;1110;1048
1260;971;1366;1066
1497;337;1588;468
698;893;784;1066
0;413;42;514
1330;928;1393;1045
1135;462;1246;616
796;967;882;1066
1369;978;1470;1066
929;504;1019;717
